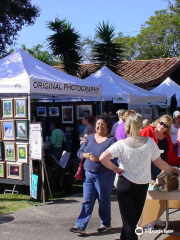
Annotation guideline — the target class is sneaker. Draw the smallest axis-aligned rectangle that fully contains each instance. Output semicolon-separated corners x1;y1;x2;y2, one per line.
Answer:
69;226;86;235
97;225;112;232
154;219;166;228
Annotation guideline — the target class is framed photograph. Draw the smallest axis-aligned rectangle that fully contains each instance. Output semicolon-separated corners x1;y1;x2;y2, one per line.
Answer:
6;162;22;180
14;98;28;118
0;141;3;160
16;142;29;163
76;105;92;119
15;120;28;140
4;142;16;161
49;107;59;116
2;120;15;140
1;98;13;119
0;162;5;178
37;107;47;117
62;106;73;124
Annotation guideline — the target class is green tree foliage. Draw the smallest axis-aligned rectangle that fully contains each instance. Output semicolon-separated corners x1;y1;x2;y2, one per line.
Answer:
21;44;61;66
114;32;138;60
92;21;123;73
115;9;180;60
168;0;180;16
136;10;180;59
46;18;82;76
0;0;40;57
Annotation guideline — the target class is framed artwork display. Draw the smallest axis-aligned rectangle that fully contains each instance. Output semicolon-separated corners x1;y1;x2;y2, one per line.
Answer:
1;98;13;119
2;120;15;140
6;162;22;180
14;98;28;118
4;142;16;161
62;106;73;124
16;142;29;163
0;141;3;160
15;120;28;140
0;162;5;178
49;107;59;116
37;107;47;117
76;105;92;119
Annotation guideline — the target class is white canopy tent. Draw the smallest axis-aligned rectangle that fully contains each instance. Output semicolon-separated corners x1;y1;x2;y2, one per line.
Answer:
0;49;102;99
150;77;180;107
83;66;167;105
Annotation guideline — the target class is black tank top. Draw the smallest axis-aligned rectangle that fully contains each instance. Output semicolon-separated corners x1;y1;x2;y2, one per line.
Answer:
151;137;169;180
158;137;169;162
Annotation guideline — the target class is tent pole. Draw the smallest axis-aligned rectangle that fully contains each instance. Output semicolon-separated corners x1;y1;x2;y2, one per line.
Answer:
166;100;168;114
100;97;103;114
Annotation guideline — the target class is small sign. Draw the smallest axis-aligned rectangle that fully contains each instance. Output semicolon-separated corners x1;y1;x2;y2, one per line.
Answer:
30;174;38;199
30;123;42;160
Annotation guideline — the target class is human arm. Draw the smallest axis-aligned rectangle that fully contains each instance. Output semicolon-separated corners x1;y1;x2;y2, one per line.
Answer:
154;156;179;175
99;150;124;176
77;136;98;161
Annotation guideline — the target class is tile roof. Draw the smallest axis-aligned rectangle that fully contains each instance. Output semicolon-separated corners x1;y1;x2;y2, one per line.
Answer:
53;58;180;88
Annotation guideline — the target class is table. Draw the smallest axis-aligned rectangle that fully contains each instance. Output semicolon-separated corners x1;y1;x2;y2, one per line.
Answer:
139;189;180;239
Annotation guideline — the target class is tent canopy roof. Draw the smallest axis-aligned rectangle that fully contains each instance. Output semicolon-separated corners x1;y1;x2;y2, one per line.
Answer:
84;66;167;105
0;49;102;98
150;77;180;106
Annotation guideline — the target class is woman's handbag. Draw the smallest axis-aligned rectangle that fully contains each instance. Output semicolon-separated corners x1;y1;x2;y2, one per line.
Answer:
74;159;85;180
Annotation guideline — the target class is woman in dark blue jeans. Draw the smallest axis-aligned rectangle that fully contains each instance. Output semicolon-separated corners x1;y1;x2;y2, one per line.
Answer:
70;114;117;235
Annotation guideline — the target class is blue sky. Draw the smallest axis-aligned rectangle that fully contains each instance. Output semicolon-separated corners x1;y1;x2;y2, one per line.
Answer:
15;0;168;49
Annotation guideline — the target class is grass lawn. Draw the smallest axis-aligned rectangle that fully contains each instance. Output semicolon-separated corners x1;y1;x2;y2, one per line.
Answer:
0;180;83;215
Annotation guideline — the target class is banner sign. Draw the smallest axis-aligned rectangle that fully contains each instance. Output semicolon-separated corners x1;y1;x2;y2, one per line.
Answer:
29;123;42;160
30;80;102;97
131;105;152;122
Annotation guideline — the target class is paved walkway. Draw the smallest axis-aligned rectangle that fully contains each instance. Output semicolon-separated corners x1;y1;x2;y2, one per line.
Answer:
0;191;179;240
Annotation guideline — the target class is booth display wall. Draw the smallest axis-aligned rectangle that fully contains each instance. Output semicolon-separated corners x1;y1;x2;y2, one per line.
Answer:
0;97;30;186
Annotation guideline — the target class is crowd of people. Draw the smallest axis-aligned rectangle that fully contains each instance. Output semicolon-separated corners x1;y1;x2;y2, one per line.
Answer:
68;109;180;240
48;109;180;239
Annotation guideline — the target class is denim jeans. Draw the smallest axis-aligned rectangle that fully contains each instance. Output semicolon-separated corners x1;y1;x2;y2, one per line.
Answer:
76;170;115;230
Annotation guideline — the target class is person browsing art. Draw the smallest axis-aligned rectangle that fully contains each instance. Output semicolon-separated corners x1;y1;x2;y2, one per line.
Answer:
111;109;126;136
49;119;66;161
79;114;95;145
99;113;179;240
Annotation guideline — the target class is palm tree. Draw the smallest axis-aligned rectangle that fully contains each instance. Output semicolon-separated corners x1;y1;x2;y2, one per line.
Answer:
46;18;82;76
92;21;123;73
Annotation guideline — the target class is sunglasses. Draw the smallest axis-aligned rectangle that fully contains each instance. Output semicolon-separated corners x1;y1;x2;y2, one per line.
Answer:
159;121;169;129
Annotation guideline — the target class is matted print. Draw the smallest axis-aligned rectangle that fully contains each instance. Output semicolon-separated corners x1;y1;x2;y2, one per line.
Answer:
1;98;13;119
4;142;16;161
16;142;28;163
2;120;15;140
15;120;28;140
14;98;28;118
0;162;5;178
6;162;22;180
49;107;59;116
62;106;73;124
76;105;92;119
37;107;47;117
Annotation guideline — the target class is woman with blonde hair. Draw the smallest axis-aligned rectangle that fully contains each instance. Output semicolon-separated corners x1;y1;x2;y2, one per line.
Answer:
142;119;150;129
140;114;180;180
99;113;179;240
